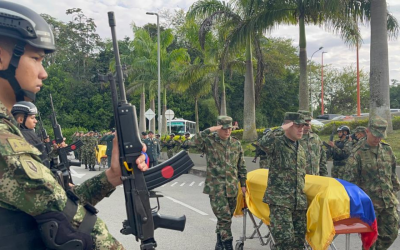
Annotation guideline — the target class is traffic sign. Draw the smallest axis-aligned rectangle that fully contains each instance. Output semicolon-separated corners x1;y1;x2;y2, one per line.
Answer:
165;109;174;120
145;109;155;120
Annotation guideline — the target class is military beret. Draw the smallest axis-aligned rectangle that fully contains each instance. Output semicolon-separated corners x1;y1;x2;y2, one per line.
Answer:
284;112;307;125
217;116;233;129
368;115;387;138
297;110;312;120
141;131;148;136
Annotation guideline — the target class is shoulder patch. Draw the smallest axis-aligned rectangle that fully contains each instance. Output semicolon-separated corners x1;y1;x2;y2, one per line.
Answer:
19;155;43;179
0;130;41;156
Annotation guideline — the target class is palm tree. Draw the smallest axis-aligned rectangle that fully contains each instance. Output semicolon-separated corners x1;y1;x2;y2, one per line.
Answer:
188;0;267;141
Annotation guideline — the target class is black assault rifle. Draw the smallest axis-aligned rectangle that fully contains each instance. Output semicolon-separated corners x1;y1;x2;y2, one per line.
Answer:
49;94;83;189
36;112;53;168
101;12;191;249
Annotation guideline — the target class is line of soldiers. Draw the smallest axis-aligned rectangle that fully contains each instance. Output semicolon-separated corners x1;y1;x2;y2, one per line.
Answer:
71;131;99;171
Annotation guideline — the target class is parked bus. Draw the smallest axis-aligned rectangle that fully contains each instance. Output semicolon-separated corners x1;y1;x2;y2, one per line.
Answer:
167;118;196;137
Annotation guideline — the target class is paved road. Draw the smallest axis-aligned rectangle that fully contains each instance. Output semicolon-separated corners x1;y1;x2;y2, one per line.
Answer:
71;164;400;250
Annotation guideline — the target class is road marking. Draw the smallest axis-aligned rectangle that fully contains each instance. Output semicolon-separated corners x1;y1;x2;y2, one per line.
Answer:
189;182;195;186
199;181;204;186
209;218;217;222
171;182;178;187
70;169;86;179
180;182;186;186
161;184;166;187
165;196;208;216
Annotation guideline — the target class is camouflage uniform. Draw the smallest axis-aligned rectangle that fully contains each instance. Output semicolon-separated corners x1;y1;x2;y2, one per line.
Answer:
252;141;270;169
258;113;308;250
164;135;177;159
328;137;351;179
180;134;191;152
343;116;400;250
297;110;328;176
0;101;124;249
190;116;247;245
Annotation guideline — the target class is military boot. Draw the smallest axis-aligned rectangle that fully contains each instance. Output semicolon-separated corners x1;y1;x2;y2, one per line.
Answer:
215;234;224;250
222;239;233;250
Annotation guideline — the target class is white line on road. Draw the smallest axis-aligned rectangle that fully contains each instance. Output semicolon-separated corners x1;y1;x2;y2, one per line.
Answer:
165;196;208;216
180;182;186;186
171;182;178;187
199;181;204;186
189;182;195;186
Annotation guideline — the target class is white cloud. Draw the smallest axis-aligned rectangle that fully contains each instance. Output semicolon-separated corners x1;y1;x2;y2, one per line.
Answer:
15;0;400;80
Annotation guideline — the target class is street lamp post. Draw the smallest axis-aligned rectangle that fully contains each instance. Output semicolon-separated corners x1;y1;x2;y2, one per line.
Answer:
146;11;161;134
321;51;327;115
309;46;323;116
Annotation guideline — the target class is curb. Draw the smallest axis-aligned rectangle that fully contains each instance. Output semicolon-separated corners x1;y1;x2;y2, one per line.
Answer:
188;167;206;178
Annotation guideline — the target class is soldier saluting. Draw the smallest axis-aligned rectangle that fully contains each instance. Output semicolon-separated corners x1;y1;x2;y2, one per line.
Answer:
190;116;247;250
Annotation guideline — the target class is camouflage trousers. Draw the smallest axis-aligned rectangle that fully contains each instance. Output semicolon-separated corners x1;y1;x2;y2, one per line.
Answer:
331;163;346;179
91;214;125;249
209;195;237;241
82;150;96;166
269;205;307;250
367;206;399;250
259;156;270;169
167;149;174;159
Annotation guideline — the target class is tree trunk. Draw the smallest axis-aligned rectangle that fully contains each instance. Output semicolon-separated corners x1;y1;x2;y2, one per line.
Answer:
150;99;156;132
139;89;146;133
298;14;309;110
195;97;199;133
220;70;227;115
370;0;392;131
162;86;168;135
242;36;257;141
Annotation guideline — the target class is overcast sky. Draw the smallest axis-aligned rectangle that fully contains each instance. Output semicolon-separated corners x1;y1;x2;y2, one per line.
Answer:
18;0;400;81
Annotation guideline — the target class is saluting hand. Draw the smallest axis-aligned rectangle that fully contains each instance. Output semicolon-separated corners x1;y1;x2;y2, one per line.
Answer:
209;125;223;132
281;122;293;131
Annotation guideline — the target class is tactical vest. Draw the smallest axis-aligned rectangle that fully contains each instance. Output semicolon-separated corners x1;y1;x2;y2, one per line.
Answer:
333;139;349;165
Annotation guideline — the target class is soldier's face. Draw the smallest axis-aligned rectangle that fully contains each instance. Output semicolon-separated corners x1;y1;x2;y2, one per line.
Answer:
24;114;37;129
15;45;48;100
356;132;365;140
149;133;154;138
285;123;304;141
366;129;382;146
217;127;232;140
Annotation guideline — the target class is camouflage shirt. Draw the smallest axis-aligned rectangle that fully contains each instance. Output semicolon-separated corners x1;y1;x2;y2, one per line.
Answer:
190;129;247;197
259;128;308;210
0;101;123;249
328;138;351;166
300;132;328;176
343;139;400;209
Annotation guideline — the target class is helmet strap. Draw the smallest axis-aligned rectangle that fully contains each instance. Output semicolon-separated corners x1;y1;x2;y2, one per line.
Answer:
0;41;36;102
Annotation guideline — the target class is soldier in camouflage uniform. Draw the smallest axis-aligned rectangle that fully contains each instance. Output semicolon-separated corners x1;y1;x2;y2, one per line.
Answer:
190;116;247;250
0;2;148;249
343;115;400;250
180;132;191;152
77;131;84;161
327;125;352;179
258;112;308;250
297;110;328;176
81;132;89;169
87;131;99;171
164;133;177;159
350;126;367;147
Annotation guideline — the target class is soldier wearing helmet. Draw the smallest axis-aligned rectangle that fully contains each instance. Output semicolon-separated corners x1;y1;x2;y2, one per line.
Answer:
0;2;147;249
180;132;192;152
327;125;352;178
163;133;177;159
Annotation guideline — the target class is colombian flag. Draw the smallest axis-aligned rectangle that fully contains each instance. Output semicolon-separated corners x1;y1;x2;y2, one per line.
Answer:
234;169;377;250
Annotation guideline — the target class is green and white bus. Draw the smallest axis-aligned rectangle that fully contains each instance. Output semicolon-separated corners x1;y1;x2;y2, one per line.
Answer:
167;119;196;137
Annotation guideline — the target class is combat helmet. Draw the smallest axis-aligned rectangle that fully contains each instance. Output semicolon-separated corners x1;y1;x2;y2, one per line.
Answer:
337;125;350;134
11;101;38;128
0;1;56;101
